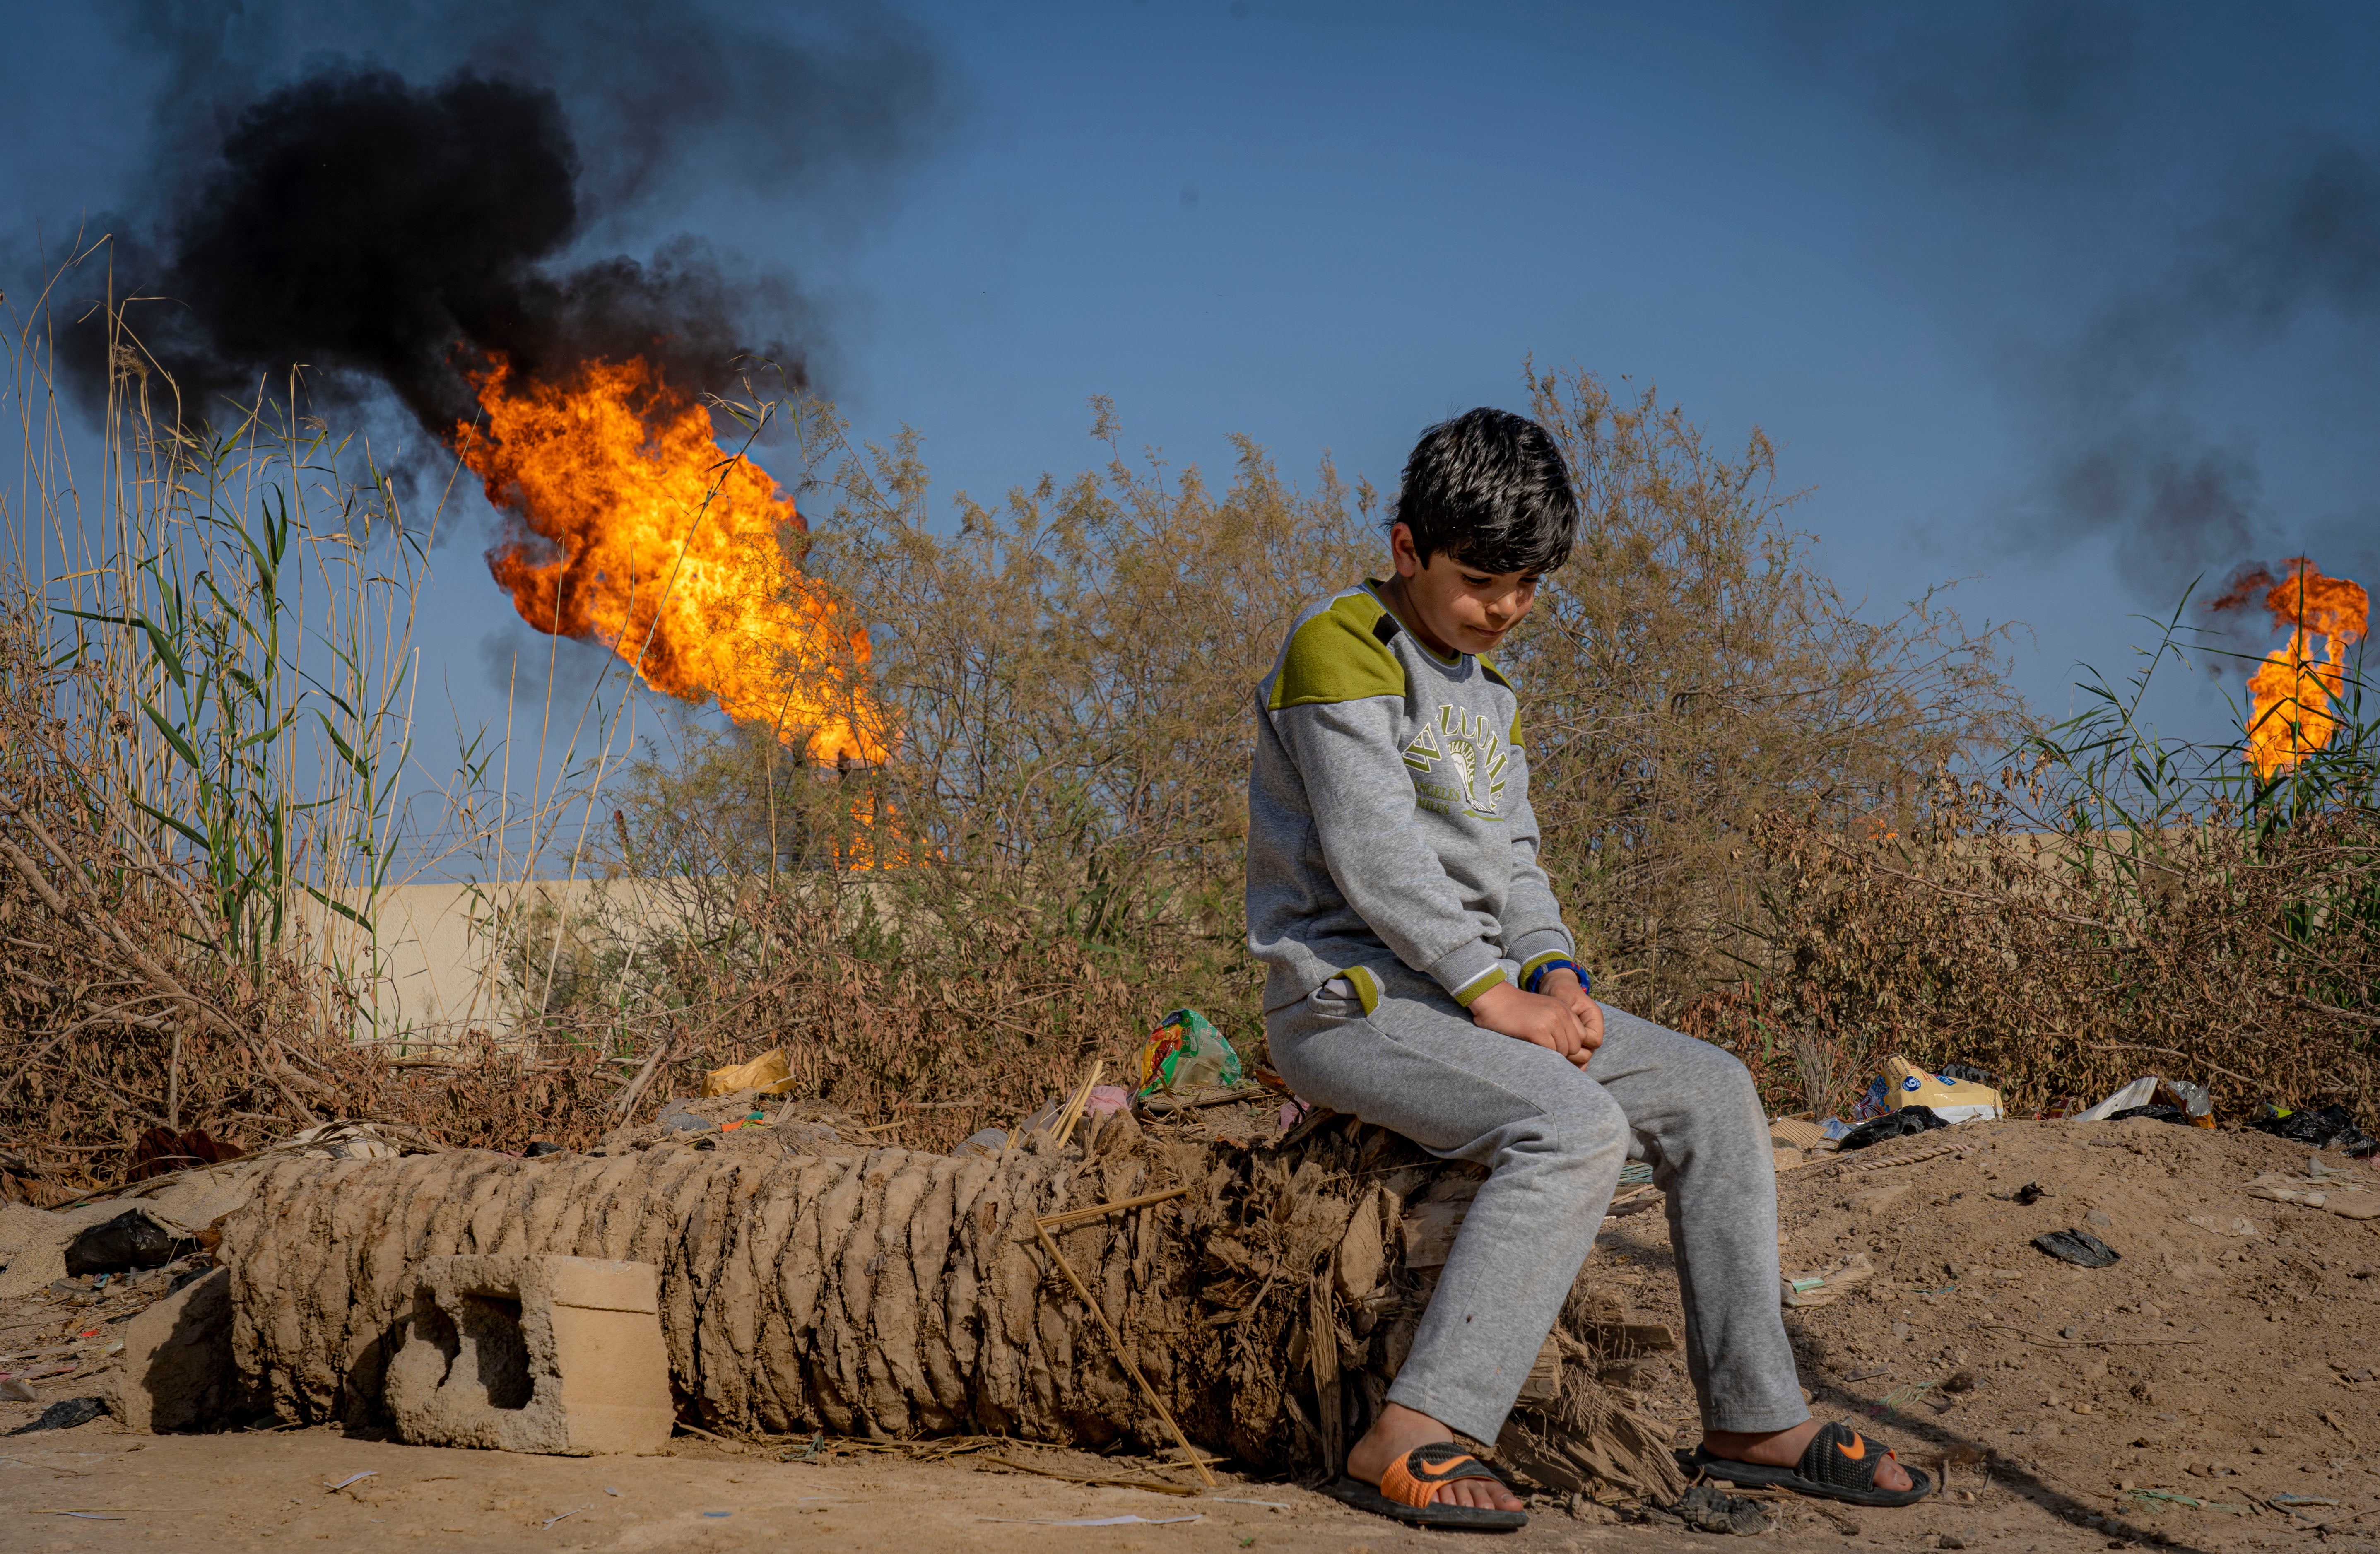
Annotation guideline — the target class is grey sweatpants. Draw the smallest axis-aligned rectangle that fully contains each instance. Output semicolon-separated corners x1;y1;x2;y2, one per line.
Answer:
1267;966;1809;1446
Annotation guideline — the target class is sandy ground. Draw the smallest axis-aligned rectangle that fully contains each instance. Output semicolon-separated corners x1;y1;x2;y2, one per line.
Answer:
3;1117;2378;1553
0;1420;2270;1554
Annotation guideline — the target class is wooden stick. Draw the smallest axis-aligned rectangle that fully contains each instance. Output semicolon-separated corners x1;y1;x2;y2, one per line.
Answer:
614;1035;676;1118
2082;1041;2266;1085
975;1454;1200;1496
1033;1185;1190;1231
1032;1219;1216;1488
1052;1062;1103;1151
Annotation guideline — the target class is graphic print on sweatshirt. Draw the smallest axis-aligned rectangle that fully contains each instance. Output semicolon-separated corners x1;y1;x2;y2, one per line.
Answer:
1403;704;1506;819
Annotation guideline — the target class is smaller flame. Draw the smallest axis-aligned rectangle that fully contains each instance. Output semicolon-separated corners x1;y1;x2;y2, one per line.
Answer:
2213;559;2368;778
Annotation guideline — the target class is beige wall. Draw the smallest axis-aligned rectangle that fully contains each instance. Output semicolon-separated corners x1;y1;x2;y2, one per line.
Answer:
295;877;667;1042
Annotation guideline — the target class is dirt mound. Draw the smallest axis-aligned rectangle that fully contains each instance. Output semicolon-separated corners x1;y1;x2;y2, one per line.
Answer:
1595;1117;2380;1541
221;1108;1688;1499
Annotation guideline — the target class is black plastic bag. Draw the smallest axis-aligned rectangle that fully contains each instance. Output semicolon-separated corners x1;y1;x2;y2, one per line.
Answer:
2252;1103;2380;1158
2034;1229;2121;1268
63;1209;197;1277
8;1396;106;1435
2107;1104;2192;1127
1837;1106;1948;1152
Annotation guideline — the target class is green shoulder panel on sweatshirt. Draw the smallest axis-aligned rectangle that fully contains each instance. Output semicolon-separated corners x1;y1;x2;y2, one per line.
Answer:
1268;590;1407;710
1480;656;1524;747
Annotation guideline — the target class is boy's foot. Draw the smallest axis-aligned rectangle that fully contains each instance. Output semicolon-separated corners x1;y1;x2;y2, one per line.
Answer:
1699;1419;1912;1493
1694;1420;1931;1506
1345;1403;1525;1513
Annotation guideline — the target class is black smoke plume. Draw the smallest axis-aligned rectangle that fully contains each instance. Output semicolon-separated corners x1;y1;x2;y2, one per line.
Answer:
2024;134;2380;637
71;1;944;452
1790;4;2380;643
109;68;778;438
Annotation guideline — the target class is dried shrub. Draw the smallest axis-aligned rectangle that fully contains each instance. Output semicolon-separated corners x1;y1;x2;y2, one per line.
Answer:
1690;636;2380;1123
559;376;2020;1118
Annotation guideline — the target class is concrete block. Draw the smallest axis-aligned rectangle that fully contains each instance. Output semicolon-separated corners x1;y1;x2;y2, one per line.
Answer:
112;1268;236;1432
383;1255;672;1455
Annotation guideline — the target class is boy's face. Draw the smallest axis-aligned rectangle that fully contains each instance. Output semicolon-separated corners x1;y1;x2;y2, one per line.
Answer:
1386;521;1541;658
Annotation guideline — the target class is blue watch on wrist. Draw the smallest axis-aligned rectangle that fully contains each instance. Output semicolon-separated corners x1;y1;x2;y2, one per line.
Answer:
1525;957;1588;996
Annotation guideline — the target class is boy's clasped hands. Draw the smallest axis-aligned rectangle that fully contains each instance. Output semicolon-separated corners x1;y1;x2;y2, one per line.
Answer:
1466;969;1601;1067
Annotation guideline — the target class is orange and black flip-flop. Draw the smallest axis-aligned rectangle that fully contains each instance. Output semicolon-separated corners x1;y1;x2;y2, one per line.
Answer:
1689;1421;1934;1507
1321;1440;1529;1530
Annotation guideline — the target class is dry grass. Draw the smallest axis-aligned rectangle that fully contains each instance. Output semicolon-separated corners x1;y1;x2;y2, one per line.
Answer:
8;256;2367;1192
1687;645;2380;1122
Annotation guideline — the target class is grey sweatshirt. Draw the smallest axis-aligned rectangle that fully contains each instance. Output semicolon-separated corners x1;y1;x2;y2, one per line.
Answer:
1245;581;1575;1017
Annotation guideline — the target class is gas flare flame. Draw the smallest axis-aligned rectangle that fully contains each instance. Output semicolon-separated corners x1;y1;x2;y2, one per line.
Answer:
2213;558;2368;779
463;354;882;764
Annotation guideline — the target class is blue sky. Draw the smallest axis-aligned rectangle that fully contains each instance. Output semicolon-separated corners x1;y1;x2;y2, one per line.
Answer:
5;1;2378;870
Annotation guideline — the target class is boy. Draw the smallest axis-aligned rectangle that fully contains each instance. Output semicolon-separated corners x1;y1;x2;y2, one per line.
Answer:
1245;409;1928;1528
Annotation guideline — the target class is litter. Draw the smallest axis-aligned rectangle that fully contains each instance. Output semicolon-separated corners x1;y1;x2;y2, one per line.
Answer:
604;1487;621;1496
2076;1075;2214;1127
655;1100;713;1133
1836;1106;1946;1152
2243;1171;2380;1219
1135;1009;1242;1097
36;1510;126;1520
2252;1103;2380;1158
2075;1077;2160;1122
7;1397;106;1435
521;1141;564;1158
1867;1378;1939;1419
1782;1252;1876;1308
543;1506;585;1528
324;1472;377;1491
1668;1483;1768;1535
2033;1229;2121;1268
2125;1488;2249;1514
63;1209;197;1276
954;1128;1008;1159
980;1515;1206;1526
1879;1057;2002;1123
701;1048;796;1098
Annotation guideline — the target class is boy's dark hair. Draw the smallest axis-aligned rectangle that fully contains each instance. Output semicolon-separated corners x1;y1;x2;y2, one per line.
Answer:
1393;408;1578;574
